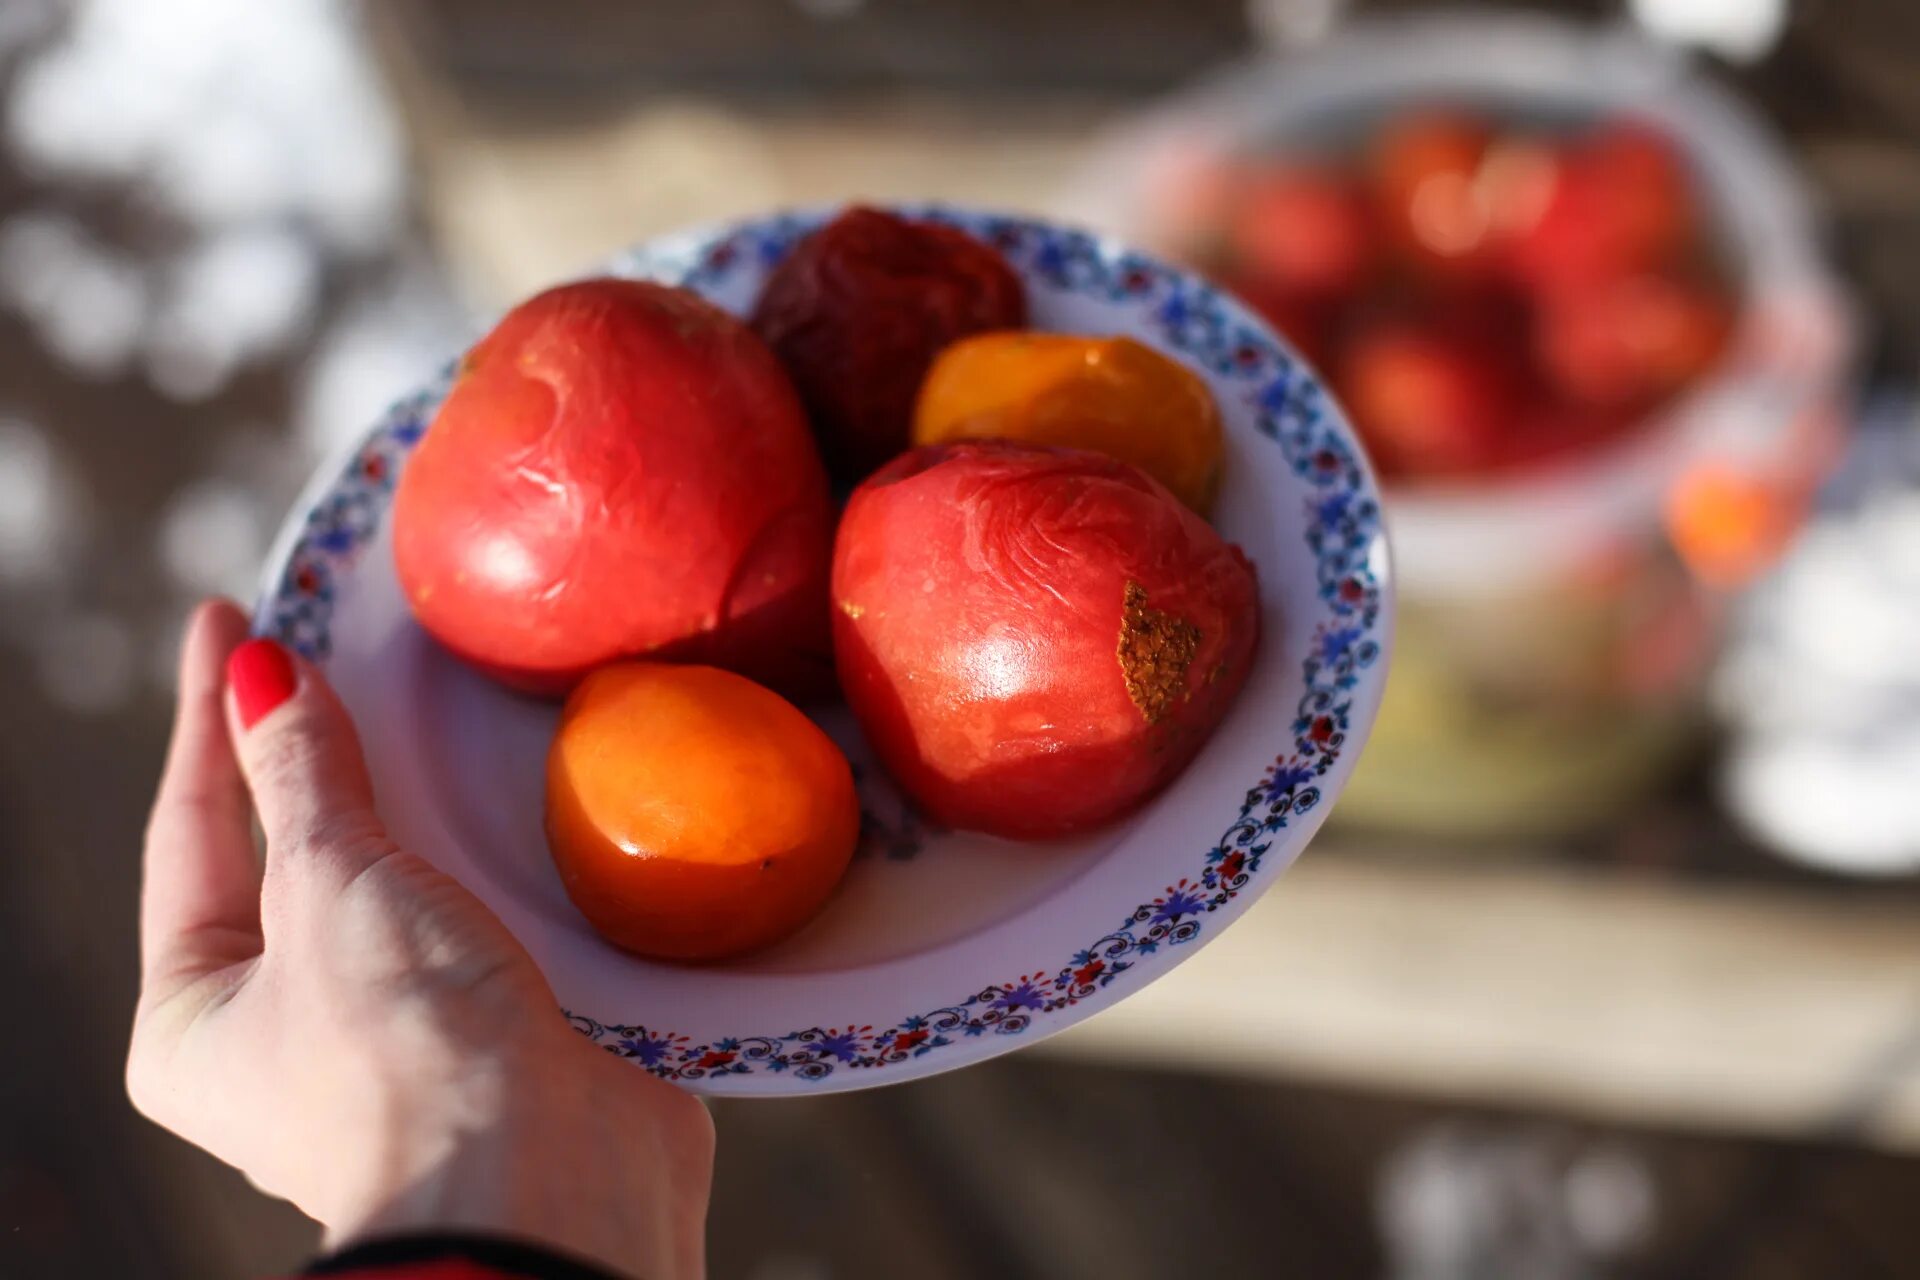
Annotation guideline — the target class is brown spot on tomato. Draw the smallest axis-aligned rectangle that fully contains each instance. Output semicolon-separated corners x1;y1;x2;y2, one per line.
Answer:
1117;580;1201;724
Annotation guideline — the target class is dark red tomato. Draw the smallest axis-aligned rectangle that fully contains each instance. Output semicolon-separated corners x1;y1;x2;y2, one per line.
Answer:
751;206;1026;483
393;279;835;697
1335;314;1520;479
1226;273;1337;372
1483;400;1641;474
832;440;1260;839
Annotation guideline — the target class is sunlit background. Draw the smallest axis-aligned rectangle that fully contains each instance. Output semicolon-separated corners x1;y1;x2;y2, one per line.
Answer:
1;1;1916;1277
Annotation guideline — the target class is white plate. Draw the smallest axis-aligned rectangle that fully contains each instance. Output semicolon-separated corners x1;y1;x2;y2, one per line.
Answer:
255;205;1395;1094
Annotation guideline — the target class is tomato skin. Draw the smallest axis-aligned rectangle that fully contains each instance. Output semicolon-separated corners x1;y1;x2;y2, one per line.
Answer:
546;662;858;962
832;440;1260;840
393;278;834;697
751;206;1027;483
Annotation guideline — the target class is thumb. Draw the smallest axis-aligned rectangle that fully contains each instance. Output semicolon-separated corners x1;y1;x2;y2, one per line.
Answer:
225;637;388;873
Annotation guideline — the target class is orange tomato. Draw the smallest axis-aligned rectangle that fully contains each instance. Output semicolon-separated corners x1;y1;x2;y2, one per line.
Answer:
911;333;1223;514
545;663;858;962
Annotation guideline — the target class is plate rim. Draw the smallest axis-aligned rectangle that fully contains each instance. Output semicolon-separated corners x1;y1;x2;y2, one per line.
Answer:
254;202;1397;1094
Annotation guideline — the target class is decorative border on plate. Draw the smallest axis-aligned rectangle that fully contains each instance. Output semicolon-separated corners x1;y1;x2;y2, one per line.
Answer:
259;207;1384;1084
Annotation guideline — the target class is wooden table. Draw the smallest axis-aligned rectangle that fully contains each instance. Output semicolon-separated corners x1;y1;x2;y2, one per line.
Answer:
1041;846;1920;1153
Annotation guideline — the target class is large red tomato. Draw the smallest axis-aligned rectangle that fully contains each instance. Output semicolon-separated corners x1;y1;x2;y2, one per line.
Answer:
393;278;834;697
833;440;1260;839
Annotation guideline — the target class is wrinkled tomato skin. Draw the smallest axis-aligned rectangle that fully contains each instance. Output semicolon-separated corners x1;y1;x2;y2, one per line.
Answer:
751;206;1027;483
393;278;835;698
832;440;1260;839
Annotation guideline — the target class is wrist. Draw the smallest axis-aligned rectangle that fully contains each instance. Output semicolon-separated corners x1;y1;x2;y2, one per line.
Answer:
327;1038;713;1280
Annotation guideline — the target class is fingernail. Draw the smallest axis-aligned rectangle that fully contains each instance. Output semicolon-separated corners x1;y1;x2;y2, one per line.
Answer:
228;637;298;730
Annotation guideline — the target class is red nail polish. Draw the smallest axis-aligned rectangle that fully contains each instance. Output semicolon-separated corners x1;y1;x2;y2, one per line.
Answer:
227;637;298;729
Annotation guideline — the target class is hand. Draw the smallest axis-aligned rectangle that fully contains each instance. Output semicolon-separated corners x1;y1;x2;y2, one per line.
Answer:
128;600;714;1279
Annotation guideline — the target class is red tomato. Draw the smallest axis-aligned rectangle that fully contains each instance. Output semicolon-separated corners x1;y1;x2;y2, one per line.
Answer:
1478;136;1567;248
1506;121;1698;294
1369;109;1499;276
1536;271;1733;409
751;206;1026;483
393;279;835;697
1335;314;1520;479
1583;121;1698;264
1226;163;1374;298
832;441;1260;839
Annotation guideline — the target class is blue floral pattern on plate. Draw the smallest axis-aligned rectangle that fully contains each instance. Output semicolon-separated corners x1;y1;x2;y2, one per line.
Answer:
258;205;1385;1085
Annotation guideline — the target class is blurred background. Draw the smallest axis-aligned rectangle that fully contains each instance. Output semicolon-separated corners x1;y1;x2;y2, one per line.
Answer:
2;0;1917;1276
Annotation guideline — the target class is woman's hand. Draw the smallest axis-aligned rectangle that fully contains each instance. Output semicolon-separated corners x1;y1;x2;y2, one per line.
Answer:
128;600;713;1279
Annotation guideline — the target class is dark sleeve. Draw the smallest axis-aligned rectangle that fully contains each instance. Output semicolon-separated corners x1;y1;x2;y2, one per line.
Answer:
298;1232;630;1280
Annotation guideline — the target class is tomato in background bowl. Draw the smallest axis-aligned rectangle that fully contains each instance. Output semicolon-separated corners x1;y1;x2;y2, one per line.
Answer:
1056;12;1852;839
1155;104;1738;487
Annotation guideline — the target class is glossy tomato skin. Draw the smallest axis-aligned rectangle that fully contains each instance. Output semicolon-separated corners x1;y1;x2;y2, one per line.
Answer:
751;207;1027;483
393;279;834;697
546;662;858;962
833;441;1260;839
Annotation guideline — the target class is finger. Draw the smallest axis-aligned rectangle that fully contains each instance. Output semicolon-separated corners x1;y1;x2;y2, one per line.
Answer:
225;636;391;890
141;599;263;992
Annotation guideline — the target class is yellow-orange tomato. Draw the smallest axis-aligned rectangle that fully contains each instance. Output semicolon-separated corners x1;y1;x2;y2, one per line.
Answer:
545;663;858;962
911;333;1224;514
